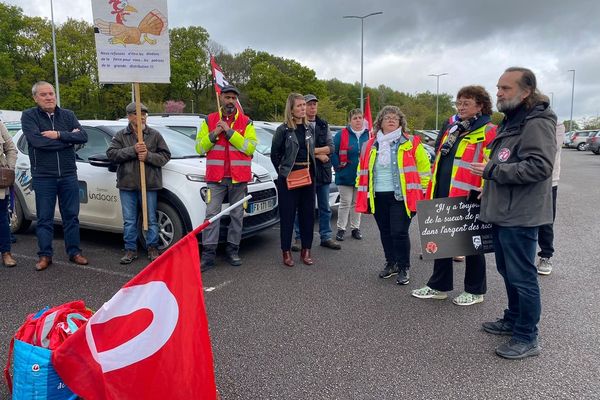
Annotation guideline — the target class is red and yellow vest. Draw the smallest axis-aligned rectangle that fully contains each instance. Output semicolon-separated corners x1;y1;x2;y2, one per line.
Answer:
339;128;350;164
355;135;431;217
196;111;255;183
426;122;497;199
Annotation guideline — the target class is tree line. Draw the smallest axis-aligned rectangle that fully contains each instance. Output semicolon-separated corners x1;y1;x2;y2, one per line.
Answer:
12;2;599;130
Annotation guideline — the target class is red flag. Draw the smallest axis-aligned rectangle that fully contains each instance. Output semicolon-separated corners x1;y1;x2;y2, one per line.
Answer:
210;55;243;113
363;94;373;134
51;234;217;400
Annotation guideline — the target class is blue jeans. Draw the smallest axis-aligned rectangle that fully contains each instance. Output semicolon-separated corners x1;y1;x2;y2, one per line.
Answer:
32;175;81;257
0;197;10;253
120;190;158;251
294;184;332;242
492;225;541;343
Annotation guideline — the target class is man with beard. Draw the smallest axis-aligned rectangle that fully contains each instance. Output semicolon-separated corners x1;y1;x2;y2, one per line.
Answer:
471;67;556;359
195;85;257;271
107;102;171;264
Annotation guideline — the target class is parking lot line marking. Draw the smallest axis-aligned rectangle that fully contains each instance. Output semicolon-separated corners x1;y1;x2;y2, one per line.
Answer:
204;280;232;293
15;254;136;279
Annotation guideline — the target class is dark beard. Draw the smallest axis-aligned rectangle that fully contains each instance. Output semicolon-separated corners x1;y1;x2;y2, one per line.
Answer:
224;104;236;115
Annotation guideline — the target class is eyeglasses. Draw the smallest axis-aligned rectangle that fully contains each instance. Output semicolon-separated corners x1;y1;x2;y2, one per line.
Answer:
454;101;477;108
383;116;400;122
128;111;148;116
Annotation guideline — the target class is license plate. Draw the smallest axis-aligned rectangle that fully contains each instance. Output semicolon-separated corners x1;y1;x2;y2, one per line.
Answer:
247;198;275;215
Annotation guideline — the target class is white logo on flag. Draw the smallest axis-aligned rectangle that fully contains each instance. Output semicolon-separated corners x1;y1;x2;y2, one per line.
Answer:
85;281;179;373
472;235;482;250
214;69;229;88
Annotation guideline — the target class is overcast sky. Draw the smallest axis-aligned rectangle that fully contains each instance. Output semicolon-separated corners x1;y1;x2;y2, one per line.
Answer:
7;0;600;122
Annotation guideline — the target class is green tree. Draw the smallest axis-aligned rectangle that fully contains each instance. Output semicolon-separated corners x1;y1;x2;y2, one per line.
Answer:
168;26;210;111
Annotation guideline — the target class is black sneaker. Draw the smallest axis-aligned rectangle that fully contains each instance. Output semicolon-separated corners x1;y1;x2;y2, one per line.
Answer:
351;229;362;240
320;239;341;250
291;239;301;252
120;250;138;265
395;266;410;285
378;262;399;279
335;229;345;241
495;339;540;359
482;319;513;335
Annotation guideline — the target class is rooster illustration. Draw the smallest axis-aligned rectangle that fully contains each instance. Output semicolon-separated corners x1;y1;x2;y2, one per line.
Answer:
109;0;137;24
95;9;167;45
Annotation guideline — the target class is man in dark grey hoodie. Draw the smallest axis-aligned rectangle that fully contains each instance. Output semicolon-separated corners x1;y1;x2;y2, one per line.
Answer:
471;67;556;359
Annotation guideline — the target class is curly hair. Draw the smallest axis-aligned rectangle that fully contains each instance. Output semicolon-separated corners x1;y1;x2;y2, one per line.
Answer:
373;105;407;133
456;85;493;115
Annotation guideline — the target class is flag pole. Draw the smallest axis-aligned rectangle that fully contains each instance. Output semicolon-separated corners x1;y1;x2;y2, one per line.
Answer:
191;194;252;237
134;82;148;231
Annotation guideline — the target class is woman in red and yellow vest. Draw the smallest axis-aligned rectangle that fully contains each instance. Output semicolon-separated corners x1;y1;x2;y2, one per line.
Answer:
412;85;497;306
331;108;370;241
355;105;431;285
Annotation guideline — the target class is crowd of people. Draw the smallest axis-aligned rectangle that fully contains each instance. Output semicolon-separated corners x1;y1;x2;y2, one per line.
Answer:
5;66;559;360
266;66;558;360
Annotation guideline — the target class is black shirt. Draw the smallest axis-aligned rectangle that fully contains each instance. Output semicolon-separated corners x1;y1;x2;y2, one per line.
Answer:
293;124;308;169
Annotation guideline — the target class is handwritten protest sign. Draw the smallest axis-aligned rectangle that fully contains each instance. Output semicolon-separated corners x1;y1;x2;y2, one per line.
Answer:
417;197;494;260
92;0;170;83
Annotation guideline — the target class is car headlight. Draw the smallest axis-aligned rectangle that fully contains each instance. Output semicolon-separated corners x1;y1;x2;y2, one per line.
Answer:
186;174;205;182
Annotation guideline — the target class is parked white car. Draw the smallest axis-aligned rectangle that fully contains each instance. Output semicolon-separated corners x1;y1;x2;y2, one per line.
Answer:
12;120;279;250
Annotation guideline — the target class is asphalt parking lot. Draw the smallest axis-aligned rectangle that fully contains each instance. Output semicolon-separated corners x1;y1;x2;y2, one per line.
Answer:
1;149;599;399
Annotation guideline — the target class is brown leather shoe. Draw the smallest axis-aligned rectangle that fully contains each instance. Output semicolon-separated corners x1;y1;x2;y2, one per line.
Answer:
282;250;294;267
300;248;314;265
35;256;52;271
2;252;16;267
69;253;89;265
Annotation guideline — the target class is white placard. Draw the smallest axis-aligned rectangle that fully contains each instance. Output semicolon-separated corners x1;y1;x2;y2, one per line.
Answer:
92;0;170;83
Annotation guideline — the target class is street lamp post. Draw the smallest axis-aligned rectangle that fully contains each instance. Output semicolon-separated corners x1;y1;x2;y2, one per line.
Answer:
568;69;575;133
50;0;60;106
343;11;383;112
549;92;554;108
428;73;448;130
191;99;194;114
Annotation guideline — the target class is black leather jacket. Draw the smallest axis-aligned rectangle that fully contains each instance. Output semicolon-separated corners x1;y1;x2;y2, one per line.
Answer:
270;123;316;179
312;116;334;184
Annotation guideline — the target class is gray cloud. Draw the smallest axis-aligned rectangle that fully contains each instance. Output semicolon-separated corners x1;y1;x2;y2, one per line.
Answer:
7;0;600;121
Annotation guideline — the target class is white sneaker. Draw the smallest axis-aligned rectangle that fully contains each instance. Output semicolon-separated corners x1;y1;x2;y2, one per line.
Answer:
537;257;553;275
452;292;484;306
411;286;447;300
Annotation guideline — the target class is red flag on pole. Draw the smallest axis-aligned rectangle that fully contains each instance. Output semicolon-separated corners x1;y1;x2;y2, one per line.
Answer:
363;94;373;133
210;55;243;113
51;234;217;400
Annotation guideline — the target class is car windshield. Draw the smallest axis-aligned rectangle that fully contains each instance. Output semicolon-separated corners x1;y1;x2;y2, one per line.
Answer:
102;125;201;159
254;126;274;155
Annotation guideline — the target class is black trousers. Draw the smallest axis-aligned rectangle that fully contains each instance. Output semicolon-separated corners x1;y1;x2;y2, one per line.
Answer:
277;177;315;251
373;192;413;268
427;254;487;294
537;185;557;258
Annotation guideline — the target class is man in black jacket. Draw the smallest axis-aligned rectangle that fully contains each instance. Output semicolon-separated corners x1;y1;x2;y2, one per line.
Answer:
291;94;341;251
21;81;89;271
107;102;171;264
471;67;556;359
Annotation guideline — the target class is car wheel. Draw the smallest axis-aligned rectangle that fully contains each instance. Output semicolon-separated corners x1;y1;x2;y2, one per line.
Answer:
138;201;184;251
577;142;587;151
10;195;31;233
594;149;600;155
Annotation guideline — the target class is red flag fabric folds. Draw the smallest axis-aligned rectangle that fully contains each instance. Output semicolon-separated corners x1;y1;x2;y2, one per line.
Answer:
210;55;243;113
51;234;217;400
364;94;373;134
